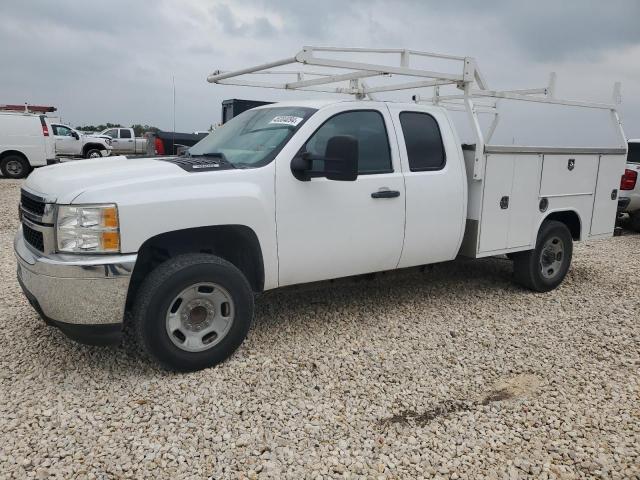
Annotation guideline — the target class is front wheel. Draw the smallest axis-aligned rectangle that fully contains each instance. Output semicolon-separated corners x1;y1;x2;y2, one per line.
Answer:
85;148;102;158
512;220;573;292
133;254;254;371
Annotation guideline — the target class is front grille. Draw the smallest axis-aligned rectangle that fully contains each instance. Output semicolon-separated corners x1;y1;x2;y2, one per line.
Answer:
20;190;46;216
23;223;44;251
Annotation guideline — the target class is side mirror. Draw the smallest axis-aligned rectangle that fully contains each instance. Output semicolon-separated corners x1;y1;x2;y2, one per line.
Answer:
71;131;80;140
324;135;358;181
290;135;359;182
290;153;312;181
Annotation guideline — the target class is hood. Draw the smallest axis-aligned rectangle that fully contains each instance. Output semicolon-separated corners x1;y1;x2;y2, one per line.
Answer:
24;156;184;203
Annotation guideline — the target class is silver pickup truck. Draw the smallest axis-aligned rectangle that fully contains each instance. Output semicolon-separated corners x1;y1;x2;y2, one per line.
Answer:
619;139;640;231
98;127;147;155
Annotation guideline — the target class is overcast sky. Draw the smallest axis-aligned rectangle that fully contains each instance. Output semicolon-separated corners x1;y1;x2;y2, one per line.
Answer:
1;0;639;145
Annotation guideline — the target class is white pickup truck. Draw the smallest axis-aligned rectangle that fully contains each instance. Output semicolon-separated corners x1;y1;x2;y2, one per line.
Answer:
51;123;112;158
98;127;147;155
14;48;627;371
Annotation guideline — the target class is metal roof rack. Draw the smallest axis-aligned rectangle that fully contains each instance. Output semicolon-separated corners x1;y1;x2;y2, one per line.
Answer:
208;46;626;180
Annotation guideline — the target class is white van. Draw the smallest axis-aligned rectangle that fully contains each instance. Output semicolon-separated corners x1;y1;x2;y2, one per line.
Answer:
0;111;57;178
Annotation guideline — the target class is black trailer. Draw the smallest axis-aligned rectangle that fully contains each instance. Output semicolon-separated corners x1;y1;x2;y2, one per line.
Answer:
222;99;272;124
146;131;208;156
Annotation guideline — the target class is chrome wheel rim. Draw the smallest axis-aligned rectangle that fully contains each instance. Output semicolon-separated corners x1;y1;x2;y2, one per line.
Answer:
540;236;564;279
88;151;101;158
165;282;235;352
6;159;23;176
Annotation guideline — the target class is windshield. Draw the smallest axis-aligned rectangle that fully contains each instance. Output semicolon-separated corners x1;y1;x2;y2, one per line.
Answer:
189;106;316;168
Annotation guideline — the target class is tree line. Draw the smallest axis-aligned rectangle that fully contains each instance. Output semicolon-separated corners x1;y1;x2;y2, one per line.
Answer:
75;123;160;136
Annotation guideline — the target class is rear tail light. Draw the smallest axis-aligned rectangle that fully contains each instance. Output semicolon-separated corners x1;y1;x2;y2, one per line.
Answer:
621;168;638;190
39;115;49;136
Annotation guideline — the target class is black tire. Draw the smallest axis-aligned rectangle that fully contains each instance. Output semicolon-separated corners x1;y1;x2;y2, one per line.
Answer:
0;154;30;179
629;211;640;233
84;148;102;159
512;220;573;292
133;253;254;371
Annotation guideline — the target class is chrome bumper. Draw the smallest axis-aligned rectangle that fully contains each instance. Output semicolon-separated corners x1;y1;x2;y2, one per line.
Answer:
14;230;137;328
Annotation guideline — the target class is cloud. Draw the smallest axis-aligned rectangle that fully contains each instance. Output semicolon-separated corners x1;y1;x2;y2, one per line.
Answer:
213;4;277;38
0;0;638;140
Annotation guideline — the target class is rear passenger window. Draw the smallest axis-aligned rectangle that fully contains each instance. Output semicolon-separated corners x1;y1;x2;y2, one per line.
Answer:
305;110;392;174
120;129;132;139
399;112;445;171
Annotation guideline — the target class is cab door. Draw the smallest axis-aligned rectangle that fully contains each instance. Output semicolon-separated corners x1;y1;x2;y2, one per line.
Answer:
104;128;122;153
52;125;79;156
387;105;467;266
275;103;406;287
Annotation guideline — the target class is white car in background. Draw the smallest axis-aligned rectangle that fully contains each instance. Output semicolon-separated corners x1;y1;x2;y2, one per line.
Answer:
0;110;57;178
51;124;112;159
618;139;640;231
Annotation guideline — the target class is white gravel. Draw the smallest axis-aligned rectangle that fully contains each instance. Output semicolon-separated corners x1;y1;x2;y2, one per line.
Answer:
0;178;638;479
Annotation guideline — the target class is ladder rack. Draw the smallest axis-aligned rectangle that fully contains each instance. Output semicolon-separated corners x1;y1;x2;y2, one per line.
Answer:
0;104;57;114
207;46;626;180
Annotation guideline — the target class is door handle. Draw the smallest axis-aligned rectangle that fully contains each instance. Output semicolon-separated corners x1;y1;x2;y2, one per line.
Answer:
371;190;400;199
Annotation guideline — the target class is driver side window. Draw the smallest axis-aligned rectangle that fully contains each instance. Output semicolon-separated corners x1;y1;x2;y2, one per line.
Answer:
304;110;392;175
54;125;71;136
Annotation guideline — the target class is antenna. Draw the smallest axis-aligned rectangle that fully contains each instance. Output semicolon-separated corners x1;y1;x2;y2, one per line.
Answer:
172;75;176;155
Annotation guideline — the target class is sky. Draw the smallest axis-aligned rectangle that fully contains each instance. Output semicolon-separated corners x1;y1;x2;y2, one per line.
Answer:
1;0;639;146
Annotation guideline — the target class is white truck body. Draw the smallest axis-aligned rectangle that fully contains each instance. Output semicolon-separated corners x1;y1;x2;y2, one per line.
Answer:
0;111;56;178
98;127;147;155
14;47;628;370
51;123;112;158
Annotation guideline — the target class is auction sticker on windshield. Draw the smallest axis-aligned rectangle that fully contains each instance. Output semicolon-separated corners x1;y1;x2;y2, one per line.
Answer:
269;116;304;127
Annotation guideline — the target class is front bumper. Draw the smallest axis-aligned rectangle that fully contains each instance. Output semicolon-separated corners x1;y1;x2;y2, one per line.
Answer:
14;231;137;345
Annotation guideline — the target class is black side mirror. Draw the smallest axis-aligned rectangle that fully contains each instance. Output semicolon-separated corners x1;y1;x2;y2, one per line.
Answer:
290;135;359;182
324;135;358;181
290;153;312;181
71;131;80;140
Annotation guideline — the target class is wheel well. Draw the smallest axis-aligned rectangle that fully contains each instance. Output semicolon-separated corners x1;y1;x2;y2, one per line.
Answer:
83;143;106;154
544;211;581;240
126;225;264;309
0;150;28;162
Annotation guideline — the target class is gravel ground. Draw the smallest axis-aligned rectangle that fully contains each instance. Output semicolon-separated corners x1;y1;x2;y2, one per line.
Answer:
0;178;638;479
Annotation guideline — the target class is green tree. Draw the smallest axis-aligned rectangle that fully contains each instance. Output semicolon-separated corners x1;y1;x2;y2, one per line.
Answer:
130;124;160;136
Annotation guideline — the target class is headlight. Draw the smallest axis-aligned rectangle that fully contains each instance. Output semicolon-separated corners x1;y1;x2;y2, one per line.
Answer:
56;204;120;253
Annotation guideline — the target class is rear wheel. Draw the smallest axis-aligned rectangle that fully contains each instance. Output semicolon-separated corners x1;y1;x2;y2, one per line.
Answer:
513;220;573;292
0;155;30;179
133;253;254;371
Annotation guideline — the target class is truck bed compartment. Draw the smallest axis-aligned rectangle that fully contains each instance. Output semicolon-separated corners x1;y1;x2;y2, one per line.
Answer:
461;146;626;258
540;155;598;197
